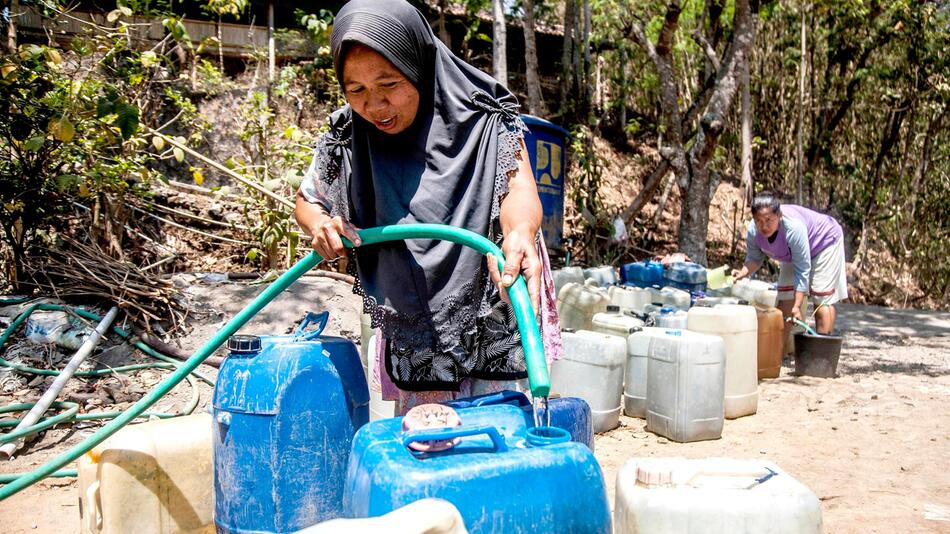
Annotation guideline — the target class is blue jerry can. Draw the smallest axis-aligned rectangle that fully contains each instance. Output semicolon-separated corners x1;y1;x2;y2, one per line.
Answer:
442;390;594;450
343;404;612;533
620;260;665;288
213;311;369;533
663;261;708;293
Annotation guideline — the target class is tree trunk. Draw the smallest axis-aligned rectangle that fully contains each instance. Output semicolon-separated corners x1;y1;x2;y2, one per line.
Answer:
437;0;450;46
579;0;591;116
217;15;224;72
522;0;545;116
5;0;18;54
740;50;753;204
491;0;507;85
796;6;806;204
559;0;575;116
675;0;755;264
267;0;275;84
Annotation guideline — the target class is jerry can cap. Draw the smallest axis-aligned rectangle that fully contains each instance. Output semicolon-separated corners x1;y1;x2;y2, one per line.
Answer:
228;334;262;354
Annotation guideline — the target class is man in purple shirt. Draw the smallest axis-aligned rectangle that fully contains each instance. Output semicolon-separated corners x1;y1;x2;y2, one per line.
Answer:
733;192;848;337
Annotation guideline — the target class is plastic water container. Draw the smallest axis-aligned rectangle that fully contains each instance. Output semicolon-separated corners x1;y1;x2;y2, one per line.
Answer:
620;260;665;288
646;330;726;442
755;288;779;309
213;312;370;533
654;307;688;329
614;457;822;533
300;499;466;534
732;279;772;304
553;266;585;296
706;265;734;290
592;306;645;337
367;334;396;421
77;414;213;534
623;327;666;418
663;262;708;293
660;286;691;310
443;389;594;450
551;330;626;432
687;304;759;419
344;404;612;533
557;282;610;331
693;296;740;307
584;265;619;287
757;307;785;379
607;285;652;314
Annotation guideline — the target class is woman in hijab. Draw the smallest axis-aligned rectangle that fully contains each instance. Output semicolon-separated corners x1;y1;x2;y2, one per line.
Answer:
294;0;562;414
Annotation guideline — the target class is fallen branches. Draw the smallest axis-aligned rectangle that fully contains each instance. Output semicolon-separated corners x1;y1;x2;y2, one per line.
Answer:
22;235;188;334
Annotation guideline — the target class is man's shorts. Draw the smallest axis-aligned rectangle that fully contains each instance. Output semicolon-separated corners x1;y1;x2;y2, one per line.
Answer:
777;238;848;305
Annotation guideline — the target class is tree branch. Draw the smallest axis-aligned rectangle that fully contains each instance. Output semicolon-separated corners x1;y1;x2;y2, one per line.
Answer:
656;1;683;56
691;30;720;70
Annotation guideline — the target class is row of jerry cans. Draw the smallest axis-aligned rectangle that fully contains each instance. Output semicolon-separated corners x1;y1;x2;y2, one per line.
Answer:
555;283;692;332
76;309;816;534
555;261;710;294
78;416;822;534
549;304;764;442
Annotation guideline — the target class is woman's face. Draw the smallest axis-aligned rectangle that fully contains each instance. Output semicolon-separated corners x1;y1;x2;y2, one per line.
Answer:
341;44;420;135
753;208;782;238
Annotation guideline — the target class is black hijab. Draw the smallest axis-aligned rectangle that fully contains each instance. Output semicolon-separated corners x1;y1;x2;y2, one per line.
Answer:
306;0;528;389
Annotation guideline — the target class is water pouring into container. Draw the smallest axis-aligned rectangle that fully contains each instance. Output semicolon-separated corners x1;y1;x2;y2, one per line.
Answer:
294;0;561;416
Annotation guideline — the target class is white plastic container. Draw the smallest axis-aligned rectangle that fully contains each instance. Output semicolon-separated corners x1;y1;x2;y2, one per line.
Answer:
77;413;214;534
608;285;652;314
299;498;467;534
754;288;778;309
646;330;726;442
654;307;688;329
660;286;691;311
694;296;740;307
367;334;396;421
687;304;759;419
592;306;645;338
648;286;663;305
557;282;610;331
552;266;585;296
583;265;618;287
550;330;626;432
732;279;772;304
615;457;822;534
623;327;665;419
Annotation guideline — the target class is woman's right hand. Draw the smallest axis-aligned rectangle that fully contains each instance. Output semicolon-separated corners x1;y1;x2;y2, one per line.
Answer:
308;212;362;260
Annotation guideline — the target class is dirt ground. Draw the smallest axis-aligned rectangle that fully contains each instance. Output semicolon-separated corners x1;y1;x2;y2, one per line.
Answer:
1;278;948;533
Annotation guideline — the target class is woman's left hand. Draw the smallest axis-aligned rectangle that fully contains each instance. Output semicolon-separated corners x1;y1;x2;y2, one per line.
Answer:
487;227;541;314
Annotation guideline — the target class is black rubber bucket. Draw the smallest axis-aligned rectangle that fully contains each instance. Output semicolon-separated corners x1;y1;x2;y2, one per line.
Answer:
793;332;843;377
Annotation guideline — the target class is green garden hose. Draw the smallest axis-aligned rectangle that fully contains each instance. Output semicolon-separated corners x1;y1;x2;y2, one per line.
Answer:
0;223;549;500
0;304;204;480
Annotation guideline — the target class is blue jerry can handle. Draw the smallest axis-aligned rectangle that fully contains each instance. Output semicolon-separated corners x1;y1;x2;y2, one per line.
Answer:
466;390;531;409
402;425;508;453
294;311;330;341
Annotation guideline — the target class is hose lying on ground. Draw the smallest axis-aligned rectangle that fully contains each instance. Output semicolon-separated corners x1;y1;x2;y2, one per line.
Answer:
0;303;205;477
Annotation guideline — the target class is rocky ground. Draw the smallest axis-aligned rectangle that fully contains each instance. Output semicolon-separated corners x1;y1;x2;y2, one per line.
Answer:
0;278;948;533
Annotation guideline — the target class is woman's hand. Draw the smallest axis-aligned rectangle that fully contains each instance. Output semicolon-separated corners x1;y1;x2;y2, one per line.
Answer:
309;214;362;260
295;193;361;260
486;227;541;314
